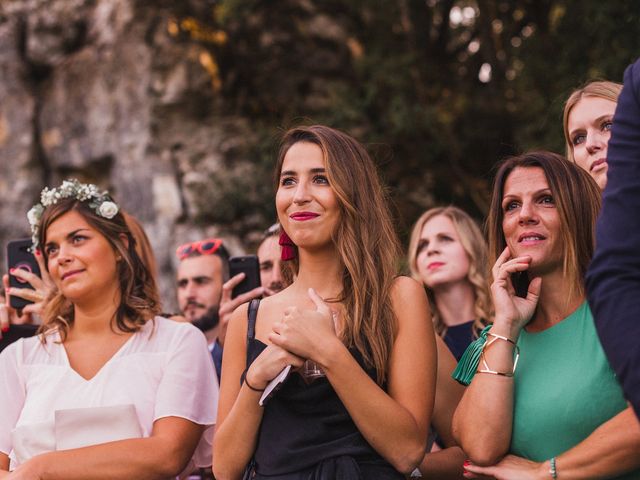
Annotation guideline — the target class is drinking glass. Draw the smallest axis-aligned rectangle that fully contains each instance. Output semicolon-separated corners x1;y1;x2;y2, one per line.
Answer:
302;359;325;379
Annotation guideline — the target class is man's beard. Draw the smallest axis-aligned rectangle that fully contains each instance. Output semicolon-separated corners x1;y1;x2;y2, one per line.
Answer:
191;305;220;333
269;281;284;293
182;300;206;321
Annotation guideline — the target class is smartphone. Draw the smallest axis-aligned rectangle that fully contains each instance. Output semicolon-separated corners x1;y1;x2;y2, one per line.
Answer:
6;239;41;309
229;255;261;299
513;271;530;299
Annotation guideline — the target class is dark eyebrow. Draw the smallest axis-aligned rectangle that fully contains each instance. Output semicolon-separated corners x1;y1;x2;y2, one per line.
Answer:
503;188;552;200
45;228;91;247
193;275;213;282
66;228;91;240
280;167;326;177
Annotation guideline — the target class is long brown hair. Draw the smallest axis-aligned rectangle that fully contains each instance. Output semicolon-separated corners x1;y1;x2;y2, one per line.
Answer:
122;211;158;289
563;80;622;162
274;125;400;384
408;206;492;337
38;198;161;341
487;151;601;301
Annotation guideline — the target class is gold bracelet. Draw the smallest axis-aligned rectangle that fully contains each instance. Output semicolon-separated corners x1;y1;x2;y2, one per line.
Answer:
477;333;520;377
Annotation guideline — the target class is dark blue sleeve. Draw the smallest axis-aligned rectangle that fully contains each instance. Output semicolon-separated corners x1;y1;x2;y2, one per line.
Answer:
586;57;640;418
211;340;223;383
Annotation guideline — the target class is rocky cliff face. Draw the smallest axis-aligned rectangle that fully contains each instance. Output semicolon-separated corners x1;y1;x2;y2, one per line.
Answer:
0;0;271;311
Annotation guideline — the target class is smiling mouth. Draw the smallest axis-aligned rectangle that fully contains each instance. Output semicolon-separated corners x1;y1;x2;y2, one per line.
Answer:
518;234;546;243
427;262;445;270
61;269;83;281
290;212;320;221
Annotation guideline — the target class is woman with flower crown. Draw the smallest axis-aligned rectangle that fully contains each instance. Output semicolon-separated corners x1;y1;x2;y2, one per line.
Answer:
0;179;218;478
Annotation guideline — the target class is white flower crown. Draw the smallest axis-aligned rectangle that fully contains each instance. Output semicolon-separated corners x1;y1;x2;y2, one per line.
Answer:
28;179;119;250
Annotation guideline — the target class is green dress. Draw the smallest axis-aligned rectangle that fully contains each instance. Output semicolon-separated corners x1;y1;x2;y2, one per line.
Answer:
511;301;640;479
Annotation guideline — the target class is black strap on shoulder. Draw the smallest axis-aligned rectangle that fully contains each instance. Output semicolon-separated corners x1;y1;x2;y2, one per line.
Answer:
247;298;260;342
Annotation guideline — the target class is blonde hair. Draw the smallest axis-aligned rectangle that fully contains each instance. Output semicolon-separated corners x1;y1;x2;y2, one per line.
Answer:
408;206;492;337
563;80;622;162
274;125;400;384
487;152;601;302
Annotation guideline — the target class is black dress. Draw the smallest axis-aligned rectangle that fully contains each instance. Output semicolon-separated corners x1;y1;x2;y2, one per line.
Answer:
243;300;404;480
443;320;476;361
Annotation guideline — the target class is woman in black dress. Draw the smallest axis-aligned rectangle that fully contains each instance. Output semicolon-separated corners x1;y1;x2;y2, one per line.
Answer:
213;125;437;479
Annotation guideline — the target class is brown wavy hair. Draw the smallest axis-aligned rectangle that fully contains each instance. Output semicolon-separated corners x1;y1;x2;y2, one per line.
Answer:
37;198;161;341
274;125;401;384
407;206;492;337
563;80;622;163
122;211;158;289
486;151;601;302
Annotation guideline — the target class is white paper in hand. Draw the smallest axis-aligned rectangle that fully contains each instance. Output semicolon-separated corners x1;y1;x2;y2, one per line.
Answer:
259;365;292;406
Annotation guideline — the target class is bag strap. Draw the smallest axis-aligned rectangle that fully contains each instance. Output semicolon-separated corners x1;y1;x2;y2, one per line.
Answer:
244;298;261;375
247;298;260;342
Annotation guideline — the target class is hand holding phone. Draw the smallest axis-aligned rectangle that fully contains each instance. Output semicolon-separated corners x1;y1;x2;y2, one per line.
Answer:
6;239;42;310
229;255;261;299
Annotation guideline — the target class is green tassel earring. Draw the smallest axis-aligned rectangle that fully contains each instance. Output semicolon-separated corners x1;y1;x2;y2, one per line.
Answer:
452;325;493;386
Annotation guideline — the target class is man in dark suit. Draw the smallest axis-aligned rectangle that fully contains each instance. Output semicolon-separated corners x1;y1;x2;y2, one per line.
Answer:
586;57;640;418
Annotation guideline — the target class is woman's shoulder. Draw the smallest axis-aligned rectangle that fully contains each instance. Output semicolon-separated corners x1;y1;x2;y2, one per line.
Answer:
389;276;431;329
390;275;426;301
231;290;293;323
142;316;209;347
0;329;61;366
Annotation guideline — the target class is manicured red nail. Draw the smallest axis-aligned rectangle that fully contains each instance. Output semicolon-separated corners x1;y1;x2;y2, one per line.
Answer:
1;325;9;333
35;249;41;256
463;460;471;467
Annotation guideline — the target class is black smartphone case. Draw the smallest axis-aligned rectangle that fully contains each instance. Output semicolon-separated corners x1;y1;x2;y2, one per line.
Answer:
229;255;261;299
6;239;41;309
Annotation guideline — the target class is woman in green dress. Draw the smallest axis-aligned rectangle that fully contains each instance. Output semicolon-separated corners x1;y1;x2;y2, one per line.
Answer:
452;151;640;479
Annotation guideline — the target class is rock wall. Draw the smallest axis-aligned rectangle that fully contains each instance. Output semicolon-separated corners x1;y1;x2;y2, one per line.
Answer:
0;0;266;312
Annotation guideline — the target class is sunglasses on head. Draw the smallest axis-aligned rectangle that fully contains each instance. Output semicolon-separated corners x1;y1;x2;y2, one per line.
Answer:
176;238;223;260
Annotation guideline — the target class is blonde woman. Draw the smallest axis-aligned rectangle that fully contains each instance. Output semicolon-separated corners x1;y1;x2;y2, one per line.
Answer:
408;206;491;360
406;206;491;478
563;80;622;190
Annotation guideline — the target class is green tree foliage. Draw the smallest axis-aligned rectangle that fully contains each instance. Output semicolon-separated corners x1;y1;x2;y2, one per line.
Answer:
171;0;640;237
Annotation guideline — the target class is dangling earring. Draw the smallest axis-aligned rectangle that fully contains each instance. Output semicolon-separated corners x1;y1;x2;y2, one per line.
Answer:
279;231;297;261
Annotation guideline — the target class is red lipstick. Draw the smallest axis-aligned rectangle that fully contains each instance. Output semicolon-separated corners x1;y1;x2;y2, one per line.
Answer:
290;212;320;221
427;262;445;270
